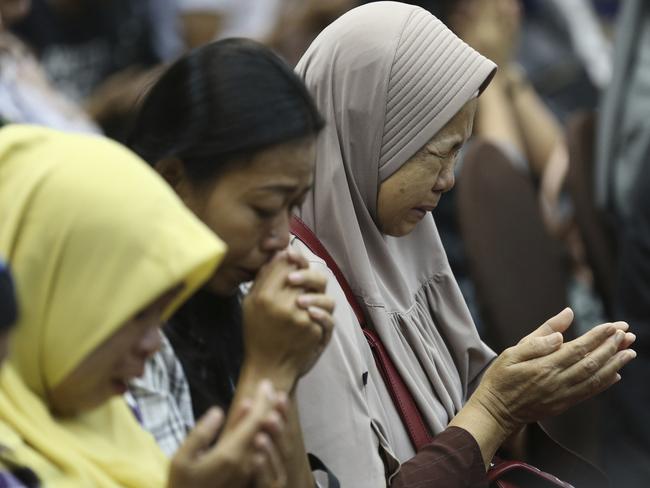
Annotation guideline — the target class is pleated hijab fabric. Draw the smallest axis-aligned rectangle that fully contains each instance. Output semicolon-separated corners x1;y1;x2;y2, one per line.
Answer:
295;1;497;438
0;125;225;487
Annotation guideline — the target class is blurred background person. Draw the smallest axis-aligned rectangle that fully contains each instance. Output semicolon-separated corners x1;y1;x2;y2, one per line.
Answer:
390;0;607;340
595;0;650;485
7;0;182;140
178;0;285;48
0;0;98;132
176;0;359;65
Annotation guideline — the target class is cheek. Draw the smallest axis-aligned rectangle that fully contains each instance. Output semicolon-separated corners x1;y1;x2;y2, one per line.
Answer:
388;176;432;212
49;365;110;414
199;200;260;261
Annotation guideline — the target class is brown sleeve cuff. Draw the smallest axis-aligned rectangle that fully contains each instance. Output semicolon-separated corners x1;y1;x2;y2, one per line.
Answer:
391;426;488;488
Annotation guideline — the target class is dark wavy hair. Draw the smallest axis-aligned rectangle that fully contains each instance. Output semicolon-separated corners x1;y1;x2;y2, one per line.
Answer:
128;37;324;181
127;38;324;415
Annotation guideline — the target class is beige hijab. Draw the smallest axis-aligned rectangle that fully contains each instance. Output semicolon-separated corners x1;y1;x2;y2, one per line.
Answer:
296;2;496;437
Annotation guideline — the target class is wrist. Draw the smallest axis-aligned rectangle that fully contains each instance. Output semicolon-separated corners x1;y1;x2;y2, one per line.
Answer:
468;389;519;440
240;356;298;394
450;395;515;469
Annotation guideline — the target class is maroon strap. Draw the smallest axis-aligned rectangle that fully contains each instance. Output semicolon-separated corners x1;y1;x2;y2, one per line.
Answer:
488;457;575;488
290;216;433;451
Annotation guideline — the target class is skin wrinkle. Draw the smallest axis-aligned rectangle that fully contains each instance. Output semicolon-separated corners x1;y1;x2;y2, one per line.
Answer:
377;99;477;237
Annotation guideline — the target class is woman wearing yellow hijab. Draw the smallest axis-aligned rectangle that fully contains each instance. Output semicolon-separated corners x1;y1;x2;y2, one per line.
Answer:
0;125;286;487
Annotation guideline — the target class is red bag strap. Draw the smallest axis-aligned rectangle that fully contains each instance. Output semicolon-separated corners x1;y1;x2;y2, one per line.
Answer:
290;216;433;451
290;217;366;327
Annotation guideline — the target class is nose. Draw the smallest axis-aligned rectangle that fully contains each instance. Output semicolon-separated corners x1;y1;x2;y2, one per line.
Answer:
135;326;162;359
433;168;455;193
260;212;291;252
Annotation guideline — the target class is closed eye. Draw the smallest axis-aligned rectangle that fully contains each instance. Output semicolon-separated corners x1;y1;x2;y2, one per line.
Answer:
253;206;282;219
434;142;463;159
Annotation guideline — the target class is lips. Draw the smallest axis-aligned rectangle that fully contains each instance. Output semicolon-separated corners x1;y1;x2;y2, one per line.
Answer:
414;203;438;212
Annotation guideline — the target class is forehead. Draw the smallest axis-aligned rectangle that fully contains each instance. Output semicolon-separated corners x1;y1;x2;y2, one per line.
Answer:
222;138;315;189
426;98;477;147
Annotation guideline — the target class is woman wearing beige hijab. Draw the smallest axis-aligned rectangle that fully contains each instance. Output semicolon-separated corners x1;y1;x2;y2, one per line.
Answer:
292;2;636;486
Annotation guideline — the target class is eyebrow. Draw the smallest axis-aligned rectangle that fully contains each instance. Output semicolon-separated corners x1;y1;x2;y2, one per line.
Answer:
255;183;300;194
434;134;465;148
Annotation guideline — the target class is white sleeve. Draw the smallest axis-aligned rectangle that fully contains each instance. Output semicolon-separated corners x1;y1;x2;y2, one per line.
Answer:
291;238;397;488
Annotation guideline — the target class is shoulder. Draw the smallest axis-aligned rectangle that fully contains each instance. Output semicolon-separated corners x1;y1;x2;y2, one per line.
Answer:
289;235;329;270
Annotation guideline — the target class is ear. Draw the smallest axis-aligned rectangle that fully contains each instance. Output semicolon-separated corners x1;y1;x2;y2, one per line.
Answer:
154;157;185;189
154;157;199;208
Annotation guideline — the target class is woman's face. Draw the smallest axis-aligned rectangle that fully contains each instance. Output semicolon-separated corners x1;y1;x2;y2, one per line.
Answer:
48;287;179;417
163;137;315;296
377;99;477;237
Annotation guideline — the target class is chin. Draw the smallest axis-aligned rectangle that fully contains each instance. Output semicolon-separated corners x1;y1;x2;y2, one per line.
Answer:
386;223;417;237
206;273;240;297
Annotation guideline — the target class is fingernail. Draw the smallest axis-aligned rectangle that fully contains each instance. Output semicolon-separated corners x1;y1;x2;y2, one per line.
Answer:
255;433;270;448
205;407;223;427
308;306;324;319
614;330;625;344
253;453;265;468
288;271;303;284
547;332;562;345
615;373;622;382
259;379;274;398
276;391;288;404
297;295;312;307
267;410;281;426
626;332;637;343
627;349;637;360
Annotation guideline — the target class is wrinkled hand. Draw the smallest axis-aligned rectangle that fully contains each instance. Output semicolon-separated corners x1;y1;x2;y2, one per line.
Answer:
242;250;335;386
168;381;288;488
471;308;636;435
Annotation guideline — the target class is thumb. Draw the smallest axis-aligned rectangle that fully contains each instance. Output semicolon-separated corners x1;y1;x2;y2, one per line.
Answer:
509;332;564;362
176;407;224;461
521;307;574;342
200;380;279;466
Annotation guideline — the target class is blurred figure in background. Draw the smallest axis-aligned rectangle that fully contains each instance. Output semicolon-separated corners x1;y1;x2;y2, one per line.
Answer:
515;0;615;120
8;0;182;140
409;0;606;337
0;0;98;132
176;0;359;65
266;0;358;65
596;0;650;484
178;0;285;48
9;0;182;101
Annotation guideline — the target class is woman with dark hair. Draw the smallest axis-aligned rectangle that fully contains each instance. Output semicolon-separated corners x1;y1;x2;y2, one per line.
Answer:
127;38;338;486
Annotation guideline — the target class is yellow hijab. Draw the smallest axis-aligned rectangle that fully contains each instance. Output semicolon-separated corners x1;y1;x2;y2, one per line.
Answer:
0;125;226;487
